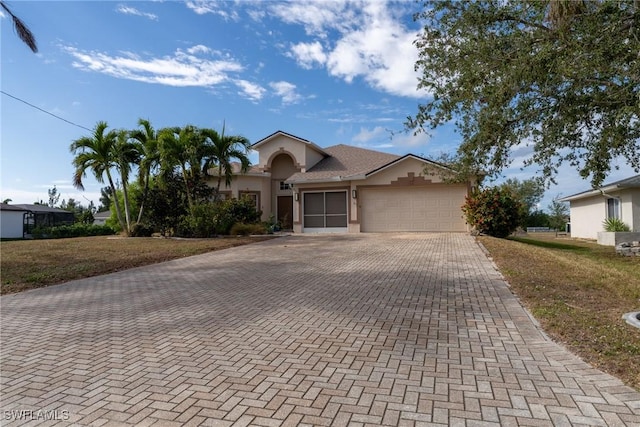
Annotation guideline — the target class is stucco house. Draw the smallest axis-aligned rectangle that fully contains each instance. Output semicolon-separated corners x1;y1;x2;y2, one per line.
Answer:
0;203;74;239
560;174;640;239
214;131;477;233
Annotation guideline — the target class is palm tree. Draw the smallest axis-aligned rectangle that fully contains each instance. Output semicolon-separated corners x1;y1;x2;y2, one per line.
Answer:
113;129;140;233
1;1;37;52
201;123;251;198
158;125;207;213
70;121;128;233
130;118;160;224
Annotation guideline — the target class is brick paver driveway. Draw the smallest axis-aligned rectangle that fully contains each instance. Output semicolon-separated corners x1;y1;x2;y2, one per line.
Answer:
2;234;639;426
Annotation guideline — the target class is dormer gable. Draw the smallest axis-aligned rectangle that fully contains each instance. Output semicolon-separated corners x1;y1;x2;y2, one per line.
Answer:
252;131;328;173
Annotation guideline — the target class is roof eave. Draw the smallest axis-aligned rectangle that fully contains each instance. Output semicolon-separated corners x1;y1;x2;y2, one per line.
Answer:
252;130;328;156
560;184;625;201
286;176;345;185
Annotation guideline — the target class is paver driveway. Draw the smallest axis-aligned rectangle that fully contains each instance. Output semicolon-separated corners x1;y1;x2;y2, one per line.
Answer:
1;233;639;426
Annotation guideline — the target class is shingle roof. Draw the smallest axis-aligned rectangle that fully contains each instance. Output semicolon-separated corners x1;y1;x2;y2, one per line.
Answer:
93;210;112;219
0;203;27;212
287;144;400;183
12;204;73;214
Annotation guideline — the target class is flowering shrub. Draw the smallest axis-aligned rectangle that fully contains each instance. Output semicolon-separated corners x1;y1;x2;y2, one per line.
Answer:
462;187;522;238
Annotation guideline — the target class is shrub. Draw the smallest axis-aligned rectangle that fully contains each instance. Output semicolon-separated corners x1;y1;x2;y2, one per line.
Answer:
462;187;522;238
179;202;218;238
213;197;262;235
602;217;631;232
31;224;116;239
130;223;154;237
230;223;267;236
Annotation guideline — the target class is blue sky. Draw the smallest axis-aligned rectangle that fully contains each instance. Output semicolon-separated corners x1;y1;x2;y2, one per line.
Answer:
1;1;635;210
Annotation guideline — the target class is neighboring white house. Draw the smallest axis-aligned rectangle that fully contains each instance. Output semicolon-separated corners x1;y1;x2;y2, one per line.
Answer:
93;210;111;226
212;130;479;233
0;203;28;239
0;204;76;239
560;174;640;239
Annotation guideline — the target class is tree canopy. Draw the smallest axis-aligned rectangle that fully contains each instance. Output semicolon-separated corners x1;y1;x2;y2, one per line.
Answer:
409;0;640;187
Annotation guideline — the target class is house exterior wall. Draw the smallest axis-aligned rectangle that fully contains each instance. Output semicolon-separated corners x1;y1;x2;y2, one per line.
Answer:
569;197;606;239
305;147;325;171
569;188;640;239
352;159;467;232
619;189;638;231
224;175;271;220
291;159;469;233
257;135;324;172
364;157;449;185
632;190;640;232
1;211;25;239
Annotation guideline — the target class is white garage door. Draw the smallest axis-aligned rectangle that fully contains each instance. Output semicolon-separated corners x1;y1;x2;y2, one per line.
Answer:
360;185;468;232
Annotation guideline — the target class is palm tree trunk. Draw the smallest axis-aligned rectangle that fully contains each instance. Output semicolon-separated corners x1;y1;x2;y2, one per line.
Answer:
136;173;150;224
216;170;223;201
121;180;132;233
106;171;127;234
181;165;195;214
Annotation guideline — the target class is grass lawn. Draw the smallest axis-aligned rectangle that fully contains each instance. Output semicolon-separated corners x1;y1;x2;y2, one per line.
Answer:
478;232;640;391
0;235;276;295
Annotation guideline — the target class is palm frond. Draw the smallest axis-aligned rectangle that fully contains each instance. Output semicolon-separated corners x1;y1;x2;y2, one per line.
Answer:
1;1;37;53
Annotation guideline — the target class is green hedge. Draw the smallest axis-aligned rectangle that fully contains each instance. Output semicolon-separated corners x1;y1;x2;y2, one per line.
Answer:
31;223;116;239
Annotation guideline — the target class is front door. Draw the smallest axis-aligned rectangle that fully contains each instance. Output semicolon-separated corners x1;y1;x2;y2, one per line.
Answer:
277;196;293;230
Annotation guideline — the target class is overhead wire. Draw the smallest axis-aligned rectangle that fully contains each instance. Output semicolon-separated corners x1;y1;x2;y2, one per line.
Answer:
1;90;92;132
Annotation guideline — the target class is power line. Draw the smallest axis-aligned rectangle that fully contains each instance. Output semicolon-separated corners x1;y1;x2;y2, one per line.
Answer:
1;90;92;132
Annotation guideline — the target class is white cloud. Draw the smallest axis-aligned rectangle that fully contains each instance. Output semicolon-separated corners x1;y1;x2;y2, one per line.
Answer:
391;130;431;148
63;45;244;88
115;4;158;21
185;1;240;20
350;126;428;150
353;126;388;143
275;1;426;98
235;80;266;102
269;81;303;105
186;45;211;55
268;1;354;37
289;41;326;69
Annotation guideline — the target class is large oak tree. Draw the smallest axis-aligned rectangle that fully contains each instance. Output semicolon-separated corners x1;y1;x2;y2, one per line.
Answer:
408;0;640;187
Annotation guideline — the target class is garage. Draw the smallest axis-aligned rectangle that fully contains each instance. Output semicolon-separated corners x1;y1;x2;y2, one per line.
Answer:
359;185;468;232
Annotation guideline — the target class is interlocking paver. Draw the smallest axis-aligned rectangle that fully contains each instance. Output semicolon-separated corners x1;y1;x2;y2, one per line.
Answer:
1;233;639;426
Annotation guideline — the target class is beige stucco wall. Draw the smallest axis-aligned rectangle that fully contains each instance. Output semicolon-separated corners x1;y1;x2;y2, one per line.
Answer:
362;157;450;185
632;190;640;232
305;147;325;171
351;158;463;227
257;135;325;172
569;197;605;240
569;189;640;239
619;189;639;231
218;175;271;221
